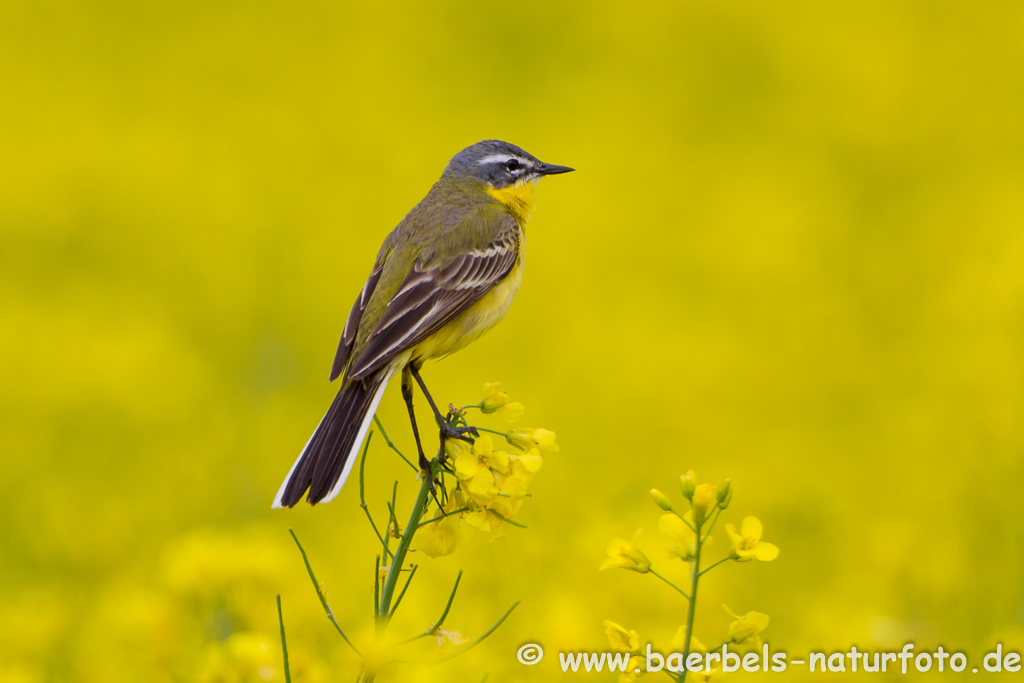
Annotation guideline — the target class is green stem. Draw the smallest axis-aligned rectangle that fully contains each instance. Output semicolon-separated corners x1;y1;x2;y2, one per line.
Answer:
427;601;521;663
373;555;381;621
378;468;432;619
672;509;697;532
402;570;464;643
362;471;432;683
701;507;722;543
427;570;463;635
490;510;526;529
373;415;418;471
386;501;400;539
288;529;362;656
358;433;394;561
698;556;731;577
680;517;702;681
649;568;690;599
389;565;419;617
276;595;292;683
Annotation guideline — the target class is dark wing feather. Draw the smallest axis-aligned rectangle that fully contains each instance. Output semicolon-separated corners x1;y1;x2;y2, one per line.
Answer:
330;262;383;381
347;230;519;380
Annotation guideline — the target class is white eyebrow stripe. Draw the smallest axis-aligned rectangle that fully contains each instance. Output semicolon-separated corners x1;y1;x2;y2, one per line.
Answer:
477;154;514;165
477;153;534;167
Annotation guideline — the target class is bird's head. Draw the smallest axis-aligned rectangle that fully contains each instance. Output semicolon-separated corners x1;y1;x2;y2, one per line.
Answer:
443;140;573;220
445;140;574;188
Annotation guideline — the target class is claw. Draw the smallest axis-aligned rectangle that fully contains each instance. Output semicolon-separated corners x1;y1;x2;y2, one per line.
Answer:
439;421;477;445
427;477;443;510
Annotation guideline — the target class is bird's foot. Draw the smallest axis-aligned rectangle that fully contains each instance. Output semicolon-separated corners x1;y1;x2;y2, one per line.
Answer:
439;421;479;444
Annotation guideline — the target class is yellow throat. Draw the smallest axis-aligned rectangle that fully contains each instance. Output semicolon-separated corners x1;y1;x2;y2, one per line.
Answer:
485;177;539;223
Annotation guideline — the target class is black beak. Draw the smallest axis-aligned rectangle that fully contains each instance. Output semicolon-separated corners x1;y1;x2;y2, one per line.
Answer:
536;162;575;176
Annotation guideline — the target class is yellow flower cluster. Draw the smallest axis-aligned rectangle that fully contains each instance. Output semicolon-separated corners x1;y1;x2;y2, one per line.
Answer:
601;471;780;683
415;384;555;558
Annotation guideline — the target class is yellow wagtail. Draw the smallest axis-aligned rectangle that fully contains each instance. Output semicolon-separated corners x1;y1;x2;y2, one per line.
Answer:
273;140;573;508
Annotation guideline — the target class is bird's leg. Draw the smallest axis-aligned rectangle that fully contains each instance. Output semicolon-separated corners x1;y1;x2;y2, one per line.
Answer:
401;366;431;472
409;365;480;447
429;440;449;508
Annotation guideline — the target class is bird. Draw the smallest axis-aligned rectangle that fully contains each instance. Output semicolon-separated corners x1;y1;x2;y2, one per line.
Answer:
273;140;573;508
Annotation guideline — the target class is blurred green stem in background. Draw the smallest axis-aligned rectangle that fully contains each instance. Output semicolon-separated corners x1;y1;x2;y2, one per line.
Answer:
288;528;361;656
677;513;707;683
276;595;292;683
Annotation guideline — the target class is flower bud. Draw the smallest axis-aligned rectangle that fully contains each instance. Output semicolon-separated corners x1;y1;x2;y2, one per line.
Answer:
650;489;673;511
680;471;697;500
691;483;718;525
481;390;509;414
717;479;732;509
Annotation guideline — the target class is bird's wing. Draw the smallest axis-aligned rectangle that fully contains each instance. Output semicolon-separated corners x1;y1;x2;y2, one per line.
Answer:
329;257;385;382
347;215;520;380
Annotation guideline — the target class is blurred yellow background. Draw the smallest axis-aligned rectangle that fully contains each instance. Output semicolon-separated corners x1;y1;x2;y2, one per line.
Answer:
3;0;1024;680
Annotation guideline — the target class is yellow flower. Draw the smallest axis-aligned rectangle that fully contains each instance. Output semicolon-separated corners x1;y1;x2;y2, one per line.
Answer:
723;605;770;647
497;401;524;423
444;437;472;465
725;517;779;562
659;511;699;561
454;441;543;532
603;620;641;653
479;382;525;422
691;483;718;524
454;434;509;479
454;434;514;506
671;628;706;654
480;382;509;412
506;427;558;452
415;492;465;558
600;530;650;573
461;508;505;538
620;656;647;683
462;469;498;506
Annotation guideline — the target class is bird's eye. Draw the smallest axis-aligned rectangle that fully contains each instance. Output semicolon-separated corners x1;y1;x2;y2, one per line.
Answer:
506;158;520;172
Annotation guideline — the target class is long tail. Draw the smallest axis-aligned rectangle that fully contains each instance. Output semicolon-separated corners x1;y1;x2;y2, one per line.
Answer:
273;366;394;508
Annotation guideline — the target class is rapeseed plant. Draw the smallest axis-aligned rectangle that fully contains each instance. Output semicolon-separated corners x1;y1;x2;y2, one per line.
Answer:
601;472;778;682
279;382;554;682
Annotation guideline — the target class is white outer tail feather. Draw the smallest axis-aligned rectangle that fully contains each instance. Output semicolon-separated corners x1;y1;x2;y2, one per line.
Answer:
271;366;395;508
